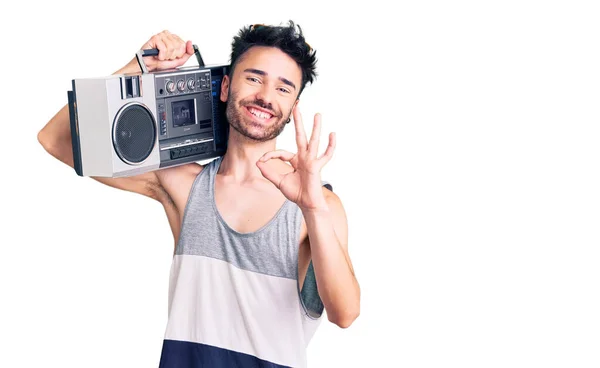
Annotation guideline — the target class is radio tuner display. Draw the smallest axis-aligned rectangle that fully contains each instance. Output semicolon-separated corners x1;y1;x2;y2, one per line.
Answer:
172;99;196;127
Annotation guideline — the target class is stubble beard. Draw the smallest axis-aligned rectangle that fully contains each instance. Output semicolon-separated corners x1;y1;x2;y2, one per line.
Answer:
225;90;290;143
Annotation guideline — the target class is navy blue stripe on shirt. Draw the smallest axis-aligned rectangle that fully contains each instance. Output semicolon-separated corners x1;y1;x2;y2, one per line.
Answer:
158;339;292;368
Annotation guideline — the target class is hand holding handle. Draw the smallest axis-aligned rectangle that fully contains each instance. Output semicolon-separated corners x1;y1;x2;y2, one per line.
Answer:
136;44;205;74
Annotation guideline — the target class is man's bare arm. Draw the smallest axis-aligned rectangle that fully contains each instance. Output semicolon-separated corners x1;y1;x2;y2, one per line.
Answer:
303;188;360;328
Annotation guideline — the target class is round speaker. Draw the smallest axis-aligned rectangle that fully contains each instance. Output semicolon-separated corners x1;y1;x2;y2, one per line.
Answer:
112;103;157;165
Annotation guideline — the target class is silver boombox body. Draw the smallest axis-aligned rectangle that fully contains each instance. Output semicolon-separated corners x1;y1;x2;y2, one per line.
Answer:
68;46;230;178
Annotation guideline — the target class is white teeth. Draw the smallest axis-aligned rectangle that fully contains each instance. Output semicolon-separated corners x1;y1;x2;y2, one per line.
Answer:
249;107;272;119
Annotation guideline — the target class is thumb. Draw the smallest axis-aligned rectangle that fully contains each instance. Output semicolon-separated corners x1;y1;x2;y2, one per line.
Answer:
186;40;194;56
178;52;193;66
179;41;195;63
172;41;195;66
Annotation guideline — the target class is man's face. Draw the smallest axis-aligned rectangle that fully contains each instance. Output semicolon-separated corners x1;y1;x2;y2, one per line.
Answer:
220;46;302;142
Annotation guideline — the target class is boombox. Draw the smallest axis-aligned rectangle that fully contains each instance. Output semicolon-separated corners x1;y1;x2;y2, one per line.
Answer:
68;45;230;178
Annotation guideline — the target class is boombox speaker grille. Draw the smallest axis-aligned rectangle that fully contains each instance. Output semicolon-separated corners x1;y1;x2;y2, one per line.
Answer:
113;103;156;164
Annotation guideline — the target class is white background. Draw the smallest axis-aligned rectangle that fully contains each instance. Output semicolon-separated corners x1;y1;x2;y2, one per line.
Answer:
1;1;599;367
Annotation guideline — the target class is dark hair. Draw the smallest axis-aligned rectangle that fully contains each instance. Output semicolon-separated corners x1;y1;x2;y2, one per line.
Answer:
229;20;317;96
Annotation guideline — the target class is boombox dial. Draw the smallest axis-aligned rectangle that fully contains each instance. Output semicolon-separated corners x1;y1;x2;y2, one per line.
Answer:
177;79;186;91
166;81;175;93
187;78;195;89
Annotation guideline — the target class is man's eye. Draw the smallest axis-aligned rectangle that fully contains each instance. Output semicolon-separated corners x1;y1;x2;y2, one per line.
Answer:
278;88;290;93
247;77;260;83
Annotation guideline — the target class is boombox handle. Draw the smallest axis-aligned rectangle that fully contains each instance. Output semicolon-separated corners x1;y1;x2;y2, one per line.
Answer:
135;44;205;74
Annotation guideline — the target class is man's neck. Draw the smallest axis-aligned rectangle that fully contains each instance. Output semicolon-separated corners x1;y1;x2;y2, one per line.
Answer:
218;130;278;182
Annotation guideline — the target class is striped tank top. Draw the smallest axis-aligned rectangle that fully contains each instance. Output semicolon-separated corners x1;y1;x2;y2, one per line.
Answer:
158;156;326;368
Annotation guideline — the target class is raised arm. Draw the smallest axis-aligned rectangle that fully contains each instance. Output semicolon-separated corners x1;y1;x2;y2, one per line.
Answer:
37;30;196;203
38;31;202;248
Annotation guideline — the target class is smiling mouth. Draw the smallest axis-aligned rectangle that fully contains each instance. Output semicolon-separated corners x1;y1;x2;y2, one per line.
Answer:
245;106;274;122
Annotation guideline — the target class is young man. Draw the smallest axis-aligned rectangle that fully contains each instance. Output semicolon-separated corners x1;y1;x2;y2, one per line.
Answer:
38;21;360;367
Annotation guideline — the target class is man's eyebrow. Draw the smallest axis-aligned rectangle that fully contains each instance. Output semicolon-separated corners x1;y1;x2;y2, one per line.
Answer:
243;68;297;90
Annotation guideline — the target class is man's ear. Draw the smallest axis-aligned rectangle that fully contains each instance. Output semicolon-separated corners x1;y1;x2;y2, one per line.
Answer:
220;75;230;102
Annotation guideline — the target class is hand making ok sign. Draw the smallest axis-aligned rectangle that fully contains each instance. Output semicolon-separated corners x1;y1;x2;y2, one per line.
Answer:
256;103;336;212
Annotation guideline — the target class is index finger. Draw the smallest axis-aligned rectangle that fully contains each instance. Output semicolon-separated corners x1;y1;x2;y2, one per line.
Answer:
153;36;168;61
293;104;308;151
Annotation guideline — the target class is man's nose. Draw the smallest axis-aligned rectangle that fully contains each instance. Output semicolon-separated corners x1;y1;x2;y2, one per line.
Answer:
255;84;275;108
